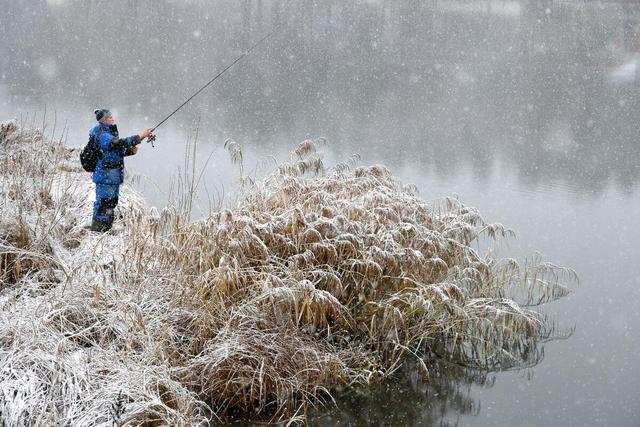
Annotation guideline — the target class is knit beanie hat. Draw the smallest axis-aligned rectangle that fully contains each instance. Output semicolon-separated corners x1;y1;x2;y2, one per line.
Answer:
94;109;112;123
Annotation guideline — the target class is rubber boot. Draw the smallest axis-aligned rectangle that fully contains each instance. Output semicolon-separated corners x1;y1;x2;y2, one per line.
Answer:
90;220;111;233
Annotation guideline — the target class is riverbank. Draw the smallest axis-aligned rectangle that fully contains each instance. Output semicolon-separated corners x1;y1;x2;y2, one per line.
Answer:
0;121;573;425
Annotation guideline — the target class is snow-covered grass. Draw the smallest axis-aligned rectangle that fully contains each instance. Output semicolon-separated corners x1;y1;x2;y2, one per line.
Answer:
0;121;575;425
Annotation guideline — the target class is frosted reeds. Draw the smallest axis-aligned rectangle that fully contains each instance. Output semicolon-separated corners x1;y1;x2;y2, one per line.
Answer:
0;124;575;424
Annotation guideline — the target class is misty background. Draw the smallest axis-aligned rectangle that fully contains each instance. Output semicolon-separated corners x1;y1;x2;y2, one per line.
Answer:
2;0;639;198
1;1;639;425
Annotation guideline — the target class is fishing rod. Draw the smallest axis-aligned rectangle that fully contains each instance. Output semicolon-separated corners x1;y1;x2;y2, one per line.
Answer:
147;28;281;147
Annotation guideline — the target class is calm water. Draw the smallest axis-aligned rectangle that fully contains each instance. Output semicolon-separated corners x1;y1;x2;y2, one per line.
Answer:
314;163;640;426
2;1;640;425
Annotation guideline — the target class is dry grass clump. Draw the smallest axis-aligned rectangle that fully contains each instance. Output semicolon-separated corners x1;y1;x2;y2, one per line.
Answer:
0;124;575;424
125;139;575;414
0;120;90;289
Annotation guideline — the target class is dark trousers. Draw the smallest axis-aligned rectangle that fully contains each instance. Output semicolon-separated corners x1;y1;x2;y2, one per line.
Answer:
92;183;120;230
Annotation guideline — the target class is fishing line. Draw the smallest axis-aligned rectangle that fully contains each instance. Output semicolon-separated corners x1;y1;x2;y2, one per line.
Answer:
151;2;294;139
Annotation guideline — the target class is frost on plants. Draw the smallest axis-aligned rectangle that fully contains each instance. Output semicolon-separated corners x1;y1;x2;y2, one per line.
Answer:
0;123;575;424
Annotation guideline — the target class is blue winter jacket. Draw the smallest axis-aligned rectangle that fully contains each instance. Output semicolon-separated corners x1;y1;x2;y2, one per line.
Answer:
90;124;141;185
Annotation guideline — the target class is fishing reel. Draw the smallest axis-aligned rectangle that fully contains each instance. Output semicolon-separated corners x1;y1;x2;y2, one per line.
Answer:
147;134;156;148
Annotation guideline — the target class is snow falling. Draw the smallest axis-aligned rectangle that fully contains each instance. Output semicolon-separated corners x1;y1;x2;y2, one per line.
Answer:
1;1;639;426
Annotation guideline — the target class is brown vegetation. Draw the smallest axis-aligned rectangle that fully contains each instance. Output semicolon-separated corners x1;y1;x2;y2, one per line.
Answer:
0;123;575;425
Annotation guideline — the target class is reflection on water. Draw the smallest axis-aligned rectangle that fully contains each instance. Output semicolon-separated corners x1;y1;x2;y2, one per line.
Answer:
313;360;494;427
310;316;574;426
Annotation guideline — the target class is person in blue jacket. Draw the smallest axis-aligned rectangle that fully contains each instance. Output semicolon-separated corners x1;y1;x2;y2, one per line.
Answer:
90;109;153;232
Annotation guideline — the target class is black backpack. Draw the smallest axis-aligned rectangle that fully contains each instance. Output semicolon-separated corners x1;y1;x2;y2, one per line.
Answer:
80;130;103;172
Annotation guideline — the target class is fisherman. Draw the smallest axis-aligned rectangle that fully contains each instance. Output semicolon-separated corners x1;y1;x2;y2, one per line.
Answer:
89;109;154;232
